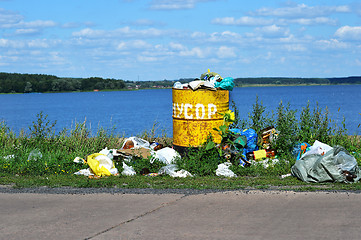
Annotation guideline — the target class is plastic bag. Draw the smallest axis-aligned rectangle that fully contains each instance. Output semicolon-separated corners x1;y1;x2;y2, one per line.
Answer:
86;153;115;177
291;146;361;183
240;129;258;156
151;147;181;165
121;162;136;176
158;164;193;178
158;164;178;175
334;151;357;172
121;137;150;149
216;162;237;177
299;140;333;160
214;77;234;91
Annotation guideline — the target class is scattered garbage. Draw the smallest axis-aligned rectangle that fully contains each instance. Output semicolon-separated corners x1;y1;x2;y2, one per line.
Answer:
121;137;150;149
122;162;136;176
158;164;193;178
86;153;118;177
216;162;237;177
151;147;181;165
73;148;119;177
260;126;279;149
68;116;359;183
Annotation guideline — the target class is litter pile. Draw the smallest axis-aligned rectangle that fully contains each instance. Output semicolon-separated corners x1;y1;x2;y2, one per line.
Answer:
213;126;282;177
173;69;234;91
74;136;192;178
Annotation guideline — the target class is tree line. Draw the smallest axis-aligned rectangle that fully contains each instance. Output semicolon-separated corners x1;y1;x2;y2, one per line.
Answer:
233;77;361;86
0;72;126;93
1;72;360;93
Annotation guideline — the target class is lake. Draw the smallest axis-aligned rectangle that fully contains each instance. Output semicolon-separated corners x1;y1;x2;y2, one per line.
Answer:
0;85;360;136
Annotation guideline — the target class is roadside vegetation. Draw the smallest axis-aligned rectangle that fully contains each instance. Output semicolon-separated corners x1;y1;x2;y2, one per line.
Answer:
0;98;360;191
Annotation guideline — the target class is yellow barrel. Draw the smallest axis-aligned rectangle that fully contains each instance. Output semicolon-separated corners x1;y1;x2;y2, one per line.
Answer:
173;88;229;149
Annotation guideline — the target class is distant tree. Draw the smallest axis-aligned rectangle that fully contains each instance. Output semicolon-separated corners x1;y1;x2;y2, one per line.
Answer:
24;82;32;93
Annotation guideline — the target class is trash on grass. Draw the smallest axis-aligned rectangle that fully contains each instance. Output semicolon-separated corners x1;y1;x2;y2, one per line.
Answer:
216;162;237;177
298;140;333;160
291;145;361;183
122;162;136;176
158;164;193;178
86;153;118;177
151;147;181;165
121;136;150;150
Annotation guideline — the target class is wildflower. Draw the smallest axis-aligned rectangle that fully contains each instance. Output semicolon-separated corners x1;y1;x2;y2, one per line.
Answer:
221;110;235;126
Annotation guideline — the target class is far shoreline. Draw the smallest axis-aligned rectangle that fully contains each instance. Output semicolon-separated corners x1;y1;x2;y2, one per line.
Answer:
1;83;361;95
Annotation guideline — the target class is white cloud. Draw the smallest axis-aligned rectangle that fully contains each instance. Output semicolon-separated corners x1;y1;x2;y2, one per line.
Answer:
212;16;273;26
14;28;41;35
253;3;350;18
315;39;348;49
149;0;208;10
334;26;361;40
72;28;106;38
19;20;56;28
254;24;290;38
280;17;337;25
284;44;307;52
216;46;236;58
116;40;151;50
73;26;170;39
169;42;186;51
137;55;158;62
0;8;23;26
179;47;207;58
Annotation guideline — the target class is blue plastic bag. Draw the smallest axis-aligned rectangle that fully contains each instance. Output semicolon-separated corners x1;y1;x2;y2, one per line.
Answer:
230;128;258;156
214;77;234;91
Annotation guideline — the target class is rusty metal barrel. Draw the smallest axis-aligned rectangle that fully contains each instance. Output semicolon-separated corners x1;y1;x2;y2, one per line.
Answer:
172;88;229;150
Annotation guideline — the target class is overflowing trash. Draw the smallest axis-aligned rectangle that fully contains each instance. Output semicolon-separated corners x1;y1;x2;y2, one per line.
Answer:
173;69;234;91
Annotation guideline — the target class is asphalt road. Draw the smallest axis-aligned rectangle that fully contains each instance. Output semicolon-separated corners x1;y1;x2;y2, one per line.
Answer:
1;188;360;240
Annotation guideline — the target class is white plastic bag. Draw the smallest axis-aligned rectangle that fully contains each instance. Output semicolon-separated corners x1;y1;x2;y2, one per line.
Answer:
216;162;237;177
121;137;150;150
158;164;193;178
299;140;333;160
151;147;181;165
121;162;136;176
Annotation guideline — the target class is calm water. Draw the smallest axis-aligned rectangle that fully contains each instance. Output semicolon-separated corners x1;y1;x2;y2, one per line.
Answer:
0;85;360;136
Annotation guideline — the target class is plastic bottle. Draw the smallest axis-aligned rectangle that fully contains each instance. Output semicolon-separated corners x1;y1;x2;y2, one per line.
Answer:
246;149;276;161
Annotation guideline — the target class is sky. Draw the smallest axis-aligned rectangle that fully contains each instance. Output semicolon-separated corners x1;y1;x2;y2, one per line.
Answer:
0;0;361;81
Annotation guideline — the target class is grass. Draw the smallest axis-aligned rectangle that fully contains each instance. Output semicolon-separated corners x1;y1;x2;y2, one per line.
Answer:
0;98;360;191
2;174;361;192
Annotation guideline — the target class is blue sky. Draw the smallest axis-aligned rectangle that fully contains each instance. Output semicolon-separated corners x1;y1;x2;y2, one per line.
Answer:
0;0;360;81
